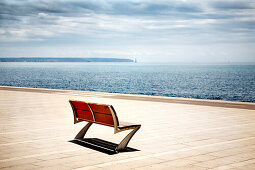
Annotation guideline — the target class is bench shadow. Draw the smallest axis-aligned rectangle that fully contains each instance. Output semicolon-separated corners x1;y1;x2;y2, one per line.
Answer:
69;138;140;155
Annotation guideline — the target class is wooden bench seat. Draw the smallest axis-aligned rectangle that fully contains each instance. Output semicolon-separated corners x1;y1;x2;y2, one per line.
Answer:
69;100;141;152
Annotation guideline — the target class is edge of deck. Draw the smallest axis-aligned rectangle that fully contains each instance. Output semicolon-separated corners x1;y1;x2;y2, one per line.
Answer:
1;85;255;110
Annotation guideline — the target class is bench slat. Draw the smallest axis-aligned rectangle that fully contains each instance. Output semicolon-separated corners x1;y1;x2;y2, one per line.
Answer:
70;101;94;122
89;103;114;127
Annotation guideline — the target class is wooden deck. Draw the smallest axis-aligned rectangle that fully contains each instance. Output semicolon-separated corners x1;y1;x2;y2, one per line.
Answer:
0;86;255;169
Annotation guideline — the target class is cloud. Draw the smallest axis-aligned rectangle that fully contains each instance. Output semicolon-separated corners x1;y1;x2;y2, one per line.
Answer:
0;0;255;62
210;0;255;10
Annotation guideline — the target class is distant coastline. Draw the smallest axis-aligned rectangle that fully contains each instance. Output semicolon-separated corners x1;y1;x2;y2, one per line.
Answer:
0;57;134;62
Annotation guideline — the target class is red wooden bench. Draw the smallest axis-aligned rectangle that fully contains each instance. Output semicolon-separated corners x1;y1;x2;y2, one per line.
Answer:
69;100;141;152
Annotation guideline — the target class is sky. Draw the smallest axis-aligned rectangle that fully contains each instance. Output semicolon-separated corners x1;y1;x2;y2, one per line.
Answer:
0;0;255;63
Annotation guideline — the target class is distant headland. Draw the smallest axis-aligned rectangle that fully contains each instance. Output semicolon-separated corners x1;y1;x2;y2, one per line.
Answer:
0;57;134;62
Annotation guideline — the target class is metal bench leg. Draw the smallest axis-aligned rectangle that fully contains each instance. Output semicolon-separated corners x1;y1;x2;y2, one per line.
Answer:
75;122;93;140
116;126;140;151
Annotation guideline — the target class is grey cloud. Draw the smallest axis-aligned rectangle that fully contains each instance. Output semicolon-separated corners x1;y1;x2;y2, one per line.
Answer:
0;1;67;16
1;0;254;17
0;0;204;17
0;0;206;32
222;20;255;33
0;0;255;44
210;1;254;10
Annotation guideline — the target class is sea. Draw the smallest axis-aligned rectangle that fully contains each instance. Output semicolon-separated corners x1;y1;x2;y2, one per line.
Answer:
0;62;255;103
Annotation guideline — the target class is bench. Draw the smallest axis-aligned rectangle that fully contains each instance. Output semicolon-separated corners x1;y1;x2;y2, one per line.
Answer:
69;100;141;152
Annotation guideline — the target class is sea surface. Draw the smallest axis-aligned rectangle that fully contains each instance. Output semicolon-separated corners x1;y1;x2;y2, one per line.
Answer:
0;62;255;102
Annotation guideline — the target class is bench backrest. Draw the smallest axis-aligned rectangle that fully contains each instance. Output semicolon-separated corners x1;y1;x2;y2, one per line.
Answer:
69;100;119;127
69;100;94;122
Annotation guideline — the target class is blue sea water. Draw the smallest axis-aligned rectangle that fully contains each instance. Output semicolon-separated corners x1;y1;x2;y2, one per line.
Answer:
0;62;255;102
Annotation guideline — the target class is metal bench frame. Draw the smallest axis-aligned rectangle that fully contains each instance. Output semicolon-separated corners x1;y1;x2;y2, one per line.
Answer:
69;100;141;152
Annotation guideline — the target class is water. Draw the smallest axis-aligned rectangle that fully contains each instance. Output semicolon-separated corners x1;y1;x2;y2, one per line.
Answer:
0;62;255;102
